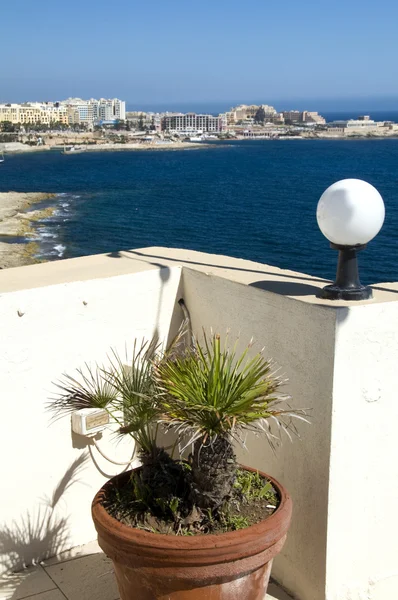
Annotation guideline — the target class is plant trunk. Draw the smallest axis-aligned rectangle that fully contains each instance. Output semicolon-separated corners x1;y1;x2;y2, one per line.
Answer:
191;435;237;509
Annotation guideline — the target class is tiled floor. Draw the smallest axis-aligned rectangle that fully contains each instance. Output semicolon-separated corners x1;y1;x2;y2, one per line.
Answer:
0;541;293;600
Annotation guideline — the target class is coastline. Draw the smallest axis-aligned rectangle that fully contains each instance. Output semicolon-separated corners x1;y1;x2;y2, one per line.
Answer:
56;141;213;152
0;192;56;269
2;133;398;157
0;141;212;155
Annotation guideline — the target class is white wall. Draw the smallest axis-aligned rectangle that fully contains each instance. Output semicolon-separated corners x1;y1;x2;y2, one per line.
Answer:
326;303;398;600
1;247;398;600
0;266;182;574
181;267;398;600
181;268;337;600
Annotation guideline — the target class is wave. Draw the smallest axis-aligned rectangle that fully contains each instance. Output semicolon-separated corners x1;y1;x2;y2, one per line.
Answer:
38;231;57;239
54;244;66;257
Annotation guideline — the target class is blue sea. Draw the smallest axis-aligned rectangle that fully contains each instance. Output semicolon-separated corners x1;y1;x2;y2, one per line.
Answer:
1;139;398;285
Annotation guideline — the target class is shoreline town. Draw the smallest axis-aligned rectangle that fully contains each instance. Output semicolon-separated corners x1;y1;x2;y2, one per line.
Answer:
1;98;398;155
1;97;398;269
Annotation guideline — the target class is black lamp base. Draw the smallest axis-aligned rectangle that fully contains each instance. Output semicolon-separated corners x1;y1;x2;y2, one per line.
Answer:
318;243;373;301
319;284;373;301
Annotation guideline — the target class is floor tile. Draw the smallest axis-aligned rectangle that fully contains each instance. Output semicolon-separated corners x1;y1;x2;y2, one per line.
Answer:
44;553;119;600
0;565;56;600
267;581;294;599
13;591;65;600
41;540;101;567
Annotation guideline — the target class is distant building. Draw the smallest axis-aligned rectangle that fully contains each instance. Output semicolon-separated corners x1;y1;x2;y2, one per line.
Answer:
62;99;95;125
282;110;325;125
229;104;280;124
282;110;301;123
98;98;126;122
302;111;326;124
0;102;68;125
60;97;126;126
328;118;382;132
326;116;387;135
161;113;223;133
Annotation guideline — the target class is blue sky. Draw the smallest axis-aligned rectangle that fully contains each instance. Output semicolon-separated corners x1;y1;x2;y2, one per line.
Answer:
1;0;398;110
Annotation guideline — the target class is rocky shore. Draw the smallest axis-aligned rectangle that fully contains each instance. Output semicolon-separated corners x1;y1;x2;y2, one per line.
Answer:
0;192;55;269
0;140;210;154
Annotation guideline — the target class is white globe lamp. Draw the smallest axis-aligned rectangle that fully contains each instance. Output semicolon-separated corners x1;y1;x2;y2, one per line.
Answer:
316;179;385;300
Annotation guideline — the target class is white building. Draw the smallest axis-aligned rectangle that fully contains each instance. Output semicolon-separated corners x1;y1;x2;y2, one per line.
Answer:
161;113;223;134
328;117;384;133
97;98;126;122
60;97;126;126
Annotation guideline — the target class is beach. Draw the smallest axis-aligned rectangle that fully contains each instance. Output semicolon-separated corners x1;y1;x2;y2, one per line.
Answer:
0;192;55;269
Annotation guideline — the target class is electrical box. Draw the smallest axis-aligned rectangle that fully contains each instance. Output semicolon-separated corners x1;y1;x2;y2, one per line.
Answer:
71;408;110;436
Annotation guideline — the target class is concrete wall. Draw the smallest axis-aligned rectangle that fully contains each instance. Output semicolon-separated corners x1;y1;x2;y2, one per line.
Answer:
0;266;182;574
181;265;398;600
1;247;398;600
182;267;337;600
326;303;398;600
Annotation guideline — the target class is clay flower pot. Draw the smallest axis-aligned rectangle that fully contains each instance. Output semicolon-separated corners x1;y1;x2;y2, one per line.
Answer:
92;466;292;600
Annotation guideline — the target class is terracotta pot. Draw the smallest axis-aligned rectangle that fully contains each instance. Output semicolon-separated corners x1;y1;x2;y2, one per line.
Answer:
92;466;292;600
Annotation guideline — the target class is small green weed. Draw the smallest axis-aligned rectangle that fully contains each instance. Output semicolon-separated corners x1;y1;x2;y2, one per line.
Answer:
234;469;278;505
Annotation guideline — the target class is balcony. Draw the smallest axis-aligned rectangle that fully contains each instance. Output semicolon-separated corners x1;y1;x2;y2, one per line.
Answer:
0;247;397;600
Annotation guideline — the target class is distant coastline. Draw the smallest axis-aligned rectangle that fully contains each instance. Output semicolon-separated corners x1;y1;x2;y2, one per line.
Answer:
2;132;398;156
0;140;212;155
0;192;56;268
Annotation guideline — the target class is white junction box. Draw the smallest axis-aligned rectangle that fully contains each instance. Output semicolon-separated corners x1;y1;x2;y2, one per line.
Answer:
71;408;110;436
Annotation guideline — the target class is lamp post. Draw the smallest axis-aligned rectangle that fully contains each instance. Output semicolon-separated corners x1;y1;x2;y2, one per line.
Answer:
316;179;385;301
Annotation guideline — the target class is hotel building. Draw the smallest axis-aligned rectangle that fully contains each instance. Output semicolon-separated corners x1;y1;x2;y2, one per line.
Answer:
282;110;326;124
161;113;223;133
227;104;280;124
0;102;68;125
60;98;126;125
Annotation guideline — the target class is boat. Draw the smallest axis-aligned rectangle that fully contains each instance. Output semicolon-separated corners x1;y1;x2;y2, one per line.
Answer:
63;145;86;154
0;153;4;163
189;136;204;142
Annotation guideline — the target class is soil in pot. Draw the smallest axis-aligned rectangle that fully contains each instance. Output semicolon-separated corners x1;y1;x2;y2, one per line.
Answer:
102;460;279;536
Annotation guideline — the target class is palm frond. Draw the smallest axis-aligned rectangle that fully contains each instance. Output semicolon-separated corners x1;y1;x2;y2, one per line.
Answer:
49;337;164;454
156;331;308;446
49;363;117;419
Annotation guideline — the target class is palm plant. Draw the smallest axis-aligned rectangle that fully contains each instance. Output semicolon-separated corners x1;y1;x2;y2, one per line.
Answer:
51;327;306;520
156;332;306;510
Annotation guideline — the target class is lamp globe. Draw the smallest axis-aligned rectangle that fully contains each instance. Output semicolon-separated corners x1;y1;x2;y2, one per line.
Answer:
316;178;385;246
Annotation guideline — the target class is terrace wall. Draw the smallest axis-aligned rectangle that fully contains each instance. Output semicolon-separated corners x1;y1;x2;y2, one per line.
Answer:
1;248;397;600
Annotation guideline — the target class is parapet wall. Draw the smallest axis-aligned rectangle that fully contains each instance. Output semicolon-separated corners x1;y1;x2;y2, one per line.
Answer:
0;264;182;575
0;247;397;600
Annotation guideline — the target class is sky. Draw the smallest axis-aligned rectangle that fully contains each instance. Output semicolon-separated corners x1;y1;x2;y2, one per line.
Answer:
1;0;398;111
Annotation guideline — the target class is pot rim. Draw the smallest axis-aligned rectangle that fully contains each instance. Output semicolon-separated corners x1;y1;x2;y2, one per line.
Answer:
92;465;292;552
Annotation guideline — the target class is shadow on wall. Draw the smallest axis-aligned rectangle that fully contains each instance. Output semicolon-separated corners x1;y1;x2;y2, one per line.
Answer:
0;454;88;598
107;250;173;349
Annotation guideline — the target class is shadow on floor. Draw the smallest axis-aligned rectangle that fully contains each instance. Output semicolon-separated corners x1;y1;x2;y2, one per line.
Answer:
0;455;88;599
0;551;119;600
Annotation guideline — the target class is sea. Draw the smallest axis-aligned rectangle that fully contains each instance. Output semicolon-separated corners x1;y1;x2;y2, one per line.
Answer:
1;138;398;285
